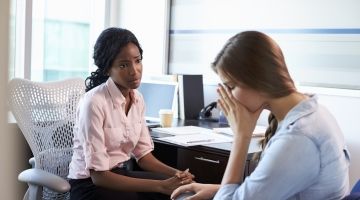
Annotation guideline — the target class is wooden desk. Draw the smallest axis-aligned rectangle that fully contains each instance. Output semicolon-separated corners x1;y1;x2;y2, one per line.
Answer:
150;120;262;184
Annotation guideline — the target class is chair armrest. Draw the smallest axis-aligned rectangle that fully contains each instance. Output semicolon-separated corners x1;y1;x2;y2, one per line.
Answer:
29;157;35;168
18;168;70;193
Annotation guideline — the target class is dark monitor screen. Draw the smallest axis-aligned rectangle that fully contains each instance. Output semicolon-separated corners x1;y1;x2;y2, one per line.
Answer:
137;81;178;121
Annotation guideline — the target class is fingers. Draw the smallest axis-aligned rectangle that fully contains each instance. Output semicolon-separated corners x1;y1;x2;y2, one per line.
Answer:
217;84;234;115
171;184;193;199
253;103;265;119
180;178;193;185
175;168;190;178
180;174;194;182
174;171;182;179
185;192;203;200
175;168;188;178
176;169;195;181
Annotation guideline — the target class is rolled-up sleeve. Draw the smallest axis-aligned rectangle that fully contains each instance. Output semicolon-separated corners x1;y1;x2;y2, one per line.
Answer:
132;99;154;161
132;118;154;161
214;135;320;200
79;98;110;171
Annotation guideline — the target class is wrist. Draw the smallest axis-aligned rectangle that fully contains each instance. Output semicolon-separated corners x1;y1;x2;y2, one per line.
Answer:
232;126;253;139
233;133;252;143
156;180;165;193
205;184;221;198
173;168;180;175
163;168;178;178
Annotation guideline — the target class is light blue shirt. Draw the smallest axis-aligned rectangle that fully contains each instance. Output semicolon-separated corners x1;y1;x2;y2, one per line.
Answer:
214;94;350;200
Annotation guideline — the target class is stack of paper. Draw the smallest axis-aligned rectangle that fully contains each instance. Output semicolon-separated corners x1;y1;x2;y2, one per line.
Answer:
213;125;267;137
153;125;267;147
157;131;233;147
153;126;233;146
152;126;212;135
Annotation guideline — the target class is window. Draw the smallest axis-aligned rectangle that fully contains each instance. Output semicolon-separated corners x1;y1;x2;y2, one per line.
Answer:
169;0;360;89
10;0;170;82
10;0;105;81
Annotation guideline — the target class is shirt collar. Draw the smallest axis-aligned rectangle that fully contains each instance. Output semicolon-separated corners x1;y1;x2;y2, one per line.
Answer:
279;94;318;128
105;77;140;109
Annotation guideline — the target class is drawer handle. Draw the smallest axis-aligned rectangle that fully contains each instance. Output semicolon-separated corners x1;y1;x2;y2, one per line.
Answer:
194;156;220;164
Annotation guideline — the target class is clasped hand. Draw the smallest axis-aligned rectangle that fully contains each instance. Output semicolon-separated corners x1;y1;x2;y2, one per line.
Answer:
161;169;195;195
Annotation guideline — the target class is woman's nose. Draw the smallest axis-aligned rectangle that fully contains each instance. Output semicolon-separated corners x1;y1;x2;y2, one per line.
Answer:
128;63;141;76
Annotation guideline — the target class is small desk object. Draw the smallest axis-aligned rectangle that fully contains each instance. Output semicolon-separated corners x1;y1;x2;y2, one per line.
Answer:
150;119;262;184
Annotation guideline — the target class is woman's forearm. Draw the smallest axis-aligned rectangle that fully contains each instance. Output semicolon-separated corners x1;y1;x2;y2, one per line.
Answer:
90;170;164;193
221;136;251;184
137;153;178;176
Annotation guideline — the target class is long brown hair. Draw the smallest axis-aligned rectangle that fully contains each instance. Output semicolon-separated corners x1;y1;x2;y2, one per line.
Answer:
212;31;296;156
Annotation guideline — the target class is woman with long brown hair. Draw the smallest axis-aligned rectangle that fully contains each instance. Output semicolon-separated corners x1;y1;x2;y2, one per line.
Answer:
171;31;350;200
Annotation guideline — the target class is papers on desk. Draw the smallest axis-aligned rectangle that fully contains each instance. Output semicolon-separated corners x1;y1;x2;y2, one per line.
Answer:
153;125;267;147
213;125;267;137
157;131;233;146
154;126;233;146
152;126;212;135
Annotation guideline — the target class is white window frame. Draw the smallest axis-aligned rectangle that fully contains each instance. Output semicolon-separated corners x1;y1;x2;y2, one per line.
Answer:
12;0;107;81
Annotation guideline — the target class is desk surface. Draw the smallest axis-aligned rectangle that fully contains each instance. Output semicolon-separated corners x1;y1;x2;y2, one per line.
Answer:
150;119;262;157
150;119;261;183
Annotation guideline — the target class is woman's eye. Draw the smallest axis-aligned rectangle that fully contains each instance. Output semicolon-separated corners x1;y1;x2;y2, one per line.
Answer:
226;85;235;90
118;64;128;69
136;59;142;64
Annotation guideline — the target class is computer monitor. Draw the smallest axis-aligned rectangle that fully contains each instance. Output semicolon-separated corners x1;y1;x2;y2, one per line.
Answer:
137;80;178;122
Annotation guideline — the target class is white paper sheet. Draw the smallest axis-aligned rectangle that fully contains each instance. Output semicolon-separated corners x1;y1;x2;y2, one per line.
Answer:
157;132;233;146
152;126;213;135
213;125;267;137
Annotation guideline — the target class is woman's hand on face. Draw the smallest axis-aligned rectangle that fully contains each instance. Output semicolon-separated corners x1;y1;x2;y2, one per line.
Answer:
217;84;264;139
175;169;195;184
171;183;219;200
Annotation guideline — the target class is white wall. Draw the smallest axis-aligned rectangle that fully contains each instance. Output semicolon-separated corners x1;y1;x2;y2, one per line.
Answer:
0;0;21;198
169;0;360;88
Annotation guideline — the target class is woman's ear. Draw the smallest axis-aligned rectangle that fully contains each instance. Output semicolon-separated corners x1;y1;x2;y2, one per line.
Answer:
104;68;110;76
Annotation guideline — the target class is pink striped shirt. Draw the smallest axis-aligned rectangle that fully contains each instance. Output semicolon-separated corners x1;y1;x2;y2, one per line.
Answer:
68;77;153;179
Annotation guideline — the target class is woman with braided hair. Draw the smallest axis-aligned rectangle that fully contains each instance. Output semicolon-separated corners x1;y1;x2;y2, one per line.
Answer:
171;31;350;200
68;27;193;200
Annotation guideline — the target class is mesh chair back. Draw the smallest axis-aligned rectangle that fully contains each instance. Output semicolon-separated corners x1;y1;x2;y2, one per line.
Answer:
8;78;85;200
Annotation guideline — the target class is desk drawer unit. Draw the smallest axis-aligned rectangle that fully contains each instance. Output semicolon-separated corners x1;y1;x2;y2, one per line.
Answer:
177;148;228;184
152;141;178;168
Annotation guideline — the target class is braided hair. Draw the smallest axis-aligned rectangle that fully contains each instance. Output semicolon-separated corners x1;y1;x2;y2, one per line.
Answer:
85;27;143;92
